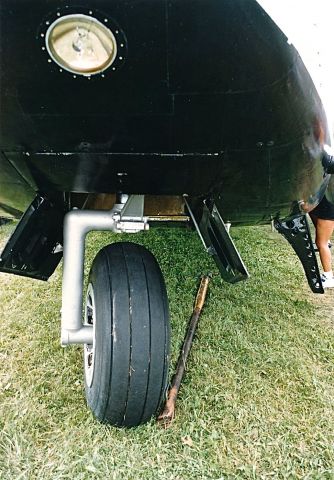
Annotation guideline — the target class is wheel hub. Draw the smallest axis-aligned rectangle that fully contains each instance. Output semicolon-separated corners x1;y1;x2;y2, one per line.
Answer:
84;283;96;387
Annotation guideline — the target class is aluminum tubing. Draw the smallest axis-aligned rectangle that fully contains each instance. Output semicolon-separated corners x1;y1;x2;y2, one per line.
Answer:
61;209;118;345
61;325;94;345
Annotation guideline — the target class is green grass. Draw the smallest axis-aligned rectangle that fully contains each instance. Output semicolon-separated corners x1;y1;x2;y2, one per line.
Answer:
0;222;334;479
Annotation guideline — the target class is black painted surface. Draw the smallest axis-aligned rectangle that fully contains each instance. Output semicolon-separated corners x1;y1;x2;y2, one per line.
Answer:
0;0;331;223
0;196;64;279
275;215;324;294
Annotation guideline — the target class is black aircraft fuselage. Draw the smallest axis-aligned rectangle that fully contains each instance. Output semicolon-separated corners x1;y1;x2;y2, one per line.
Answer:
0;0;331;224
1;0;333;427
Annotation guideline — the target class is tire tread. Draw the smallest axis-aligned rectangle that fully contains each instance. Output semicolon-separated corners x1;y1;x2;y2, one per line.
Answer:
84;242;170;427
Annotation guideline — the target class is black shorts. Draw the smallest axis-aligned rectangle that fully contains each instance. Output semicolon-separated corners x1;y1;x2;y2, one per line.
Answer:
311;196;334;220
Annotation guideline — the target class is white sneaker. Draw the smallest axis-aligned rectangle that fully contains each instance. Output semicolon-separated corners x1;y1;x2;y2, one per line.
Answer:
321;274;334;288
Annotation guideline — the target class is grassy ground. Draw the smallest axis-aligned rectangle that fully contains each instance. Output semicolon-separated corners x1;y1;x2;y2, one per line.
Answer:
0;222;334;479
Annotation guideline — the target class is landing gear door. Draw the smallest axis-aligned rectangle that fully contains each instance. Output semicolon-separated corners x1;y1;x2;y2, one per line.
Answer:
0;195;64;280
190;200;249;284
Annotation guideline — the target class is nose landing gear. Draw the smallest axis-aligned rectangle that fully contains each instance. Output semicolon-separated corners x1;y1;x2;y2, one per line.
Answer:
60;197;170;426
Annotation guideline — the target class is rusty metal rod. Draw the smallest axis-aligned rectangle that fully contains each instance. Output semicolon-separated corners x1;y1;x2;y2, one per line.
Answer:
158;275;211;426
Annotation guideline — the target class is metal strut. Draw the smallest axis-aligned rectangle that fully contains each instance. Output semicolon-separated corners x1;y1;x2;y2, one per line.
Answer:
274;214;324;294
61;195;148;345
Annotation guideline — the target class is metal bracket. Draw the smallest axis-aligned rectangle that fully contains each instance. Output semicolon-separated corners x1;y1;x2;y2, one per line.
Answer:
185;197;249;284
115;194;149;233
120;194;145;220
274;214;324;294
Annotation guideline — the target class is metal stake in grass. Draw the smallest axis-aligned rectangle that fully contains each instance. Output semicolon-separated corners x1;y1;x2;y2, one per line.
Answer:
158;275;211;427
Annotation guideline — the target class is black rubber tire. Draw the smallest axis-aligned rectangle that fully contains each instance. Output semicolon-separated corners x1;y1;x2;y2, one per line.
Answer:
84;242;170;427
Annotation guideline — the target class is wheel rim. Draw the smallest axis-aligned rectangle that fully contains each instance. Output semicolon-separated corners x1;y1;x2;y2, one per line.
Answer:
84;283;96;388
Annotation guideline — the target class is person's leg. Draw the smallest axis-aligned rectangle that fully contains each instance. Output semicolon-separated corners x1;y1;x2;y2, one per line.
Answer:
309;213;318;229
314;219;334;273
